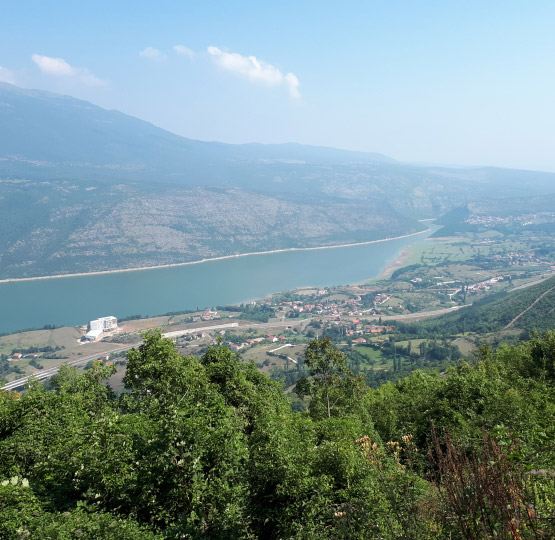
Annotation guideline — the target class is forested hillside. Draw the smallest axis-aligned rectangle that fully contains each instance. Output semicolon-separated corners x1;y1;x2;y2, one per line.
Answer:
1;332;553;539
397;276;555;336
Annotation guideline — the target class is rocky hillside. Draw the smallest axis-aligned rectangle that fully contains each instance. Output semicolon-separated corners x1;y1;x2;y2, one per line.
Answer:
2;83;555;278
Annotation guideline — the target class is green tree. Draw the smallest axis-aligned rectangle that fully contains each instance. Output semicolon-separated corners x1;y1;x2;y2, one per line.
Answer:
295;338;367;419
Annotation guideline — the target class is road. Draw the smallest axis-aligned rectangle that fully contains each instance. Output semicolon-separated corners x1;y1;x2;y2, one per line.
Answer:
1;344;139;392
1;318;310;392
378;305;468;321
509;273;554;292
163;322;239;338
505;284;555;329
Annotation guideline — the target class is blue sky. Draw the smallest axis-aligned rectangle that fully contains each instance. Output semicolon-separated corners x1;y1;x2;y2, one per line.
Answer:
2;0;555;171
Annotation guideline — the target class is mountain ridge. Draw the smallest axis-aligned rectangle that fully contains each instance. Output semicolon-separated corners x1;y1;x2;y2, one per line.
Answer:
0;82;395;169
1;83;555;279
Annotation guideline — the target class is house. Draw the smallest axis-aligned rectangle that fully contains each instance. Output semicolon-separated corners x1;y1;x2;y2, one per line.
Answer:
11;353;22;360
366;325;393;334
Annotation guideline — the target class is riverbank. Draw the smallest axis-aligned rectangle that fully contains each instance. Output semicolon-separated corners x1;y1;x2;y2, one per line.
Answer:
0;227;430;284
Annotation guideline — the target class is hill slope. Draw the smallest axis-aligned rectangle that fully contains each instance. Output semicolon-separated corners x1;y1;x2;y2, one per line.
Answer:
0;82;394;175
407;275;555;335
433;194;555;236
1;83;555;278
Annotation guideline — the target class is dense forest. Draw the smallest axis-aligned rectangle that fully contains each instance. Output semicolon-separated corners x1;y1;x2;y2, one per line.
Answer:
396;275;555;336
1;331;554;539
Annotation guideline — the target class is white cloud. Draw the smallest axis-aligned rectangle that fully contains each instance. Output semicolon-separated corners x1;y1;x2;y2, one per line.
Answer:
78;72;107;86
0;66;16;84
173;45;194;58
207;46;300;98
32;54;74;76
284;72;300;100
32;54;107;86
139;47;167;61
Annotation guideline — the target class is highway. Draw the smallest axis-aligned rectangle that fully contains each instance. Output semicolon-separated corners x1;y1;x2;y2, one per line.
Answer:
1;344;139;392
1;319;309;392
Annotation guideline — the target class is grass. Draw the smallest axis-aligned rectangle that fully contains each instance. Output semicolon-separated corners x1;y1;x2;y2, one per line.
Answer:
0;326;81;356
394;339;426;348
452;337;477;355
351;345;388;367
242;343;307;373
398;232;547;271
322;293;351;302
381;295;404;307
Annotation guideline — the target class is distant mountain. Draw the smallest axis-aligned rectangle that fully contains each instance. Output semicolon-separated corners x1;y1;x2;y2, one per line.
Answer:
0;82;394;173
1;83;555;279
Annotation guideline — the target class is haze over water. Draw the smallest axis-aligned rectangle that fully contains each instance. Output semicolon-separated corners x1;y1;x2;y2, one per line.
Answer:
0;227;438;334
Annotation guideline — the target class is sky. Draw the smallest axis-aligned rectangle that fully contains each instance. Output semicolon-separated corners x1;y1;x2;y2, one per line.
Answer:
2;0;555;171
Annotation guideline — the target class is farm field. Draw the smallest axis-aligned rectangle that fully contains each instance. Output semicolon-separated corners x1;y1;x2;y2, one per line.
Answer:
350;344;388;368
0;326;82;356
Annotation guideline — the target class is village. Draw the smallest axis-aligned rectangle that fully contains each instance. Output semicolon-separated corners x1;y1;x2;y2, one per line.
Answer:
0;274;514;365
3;239;554;394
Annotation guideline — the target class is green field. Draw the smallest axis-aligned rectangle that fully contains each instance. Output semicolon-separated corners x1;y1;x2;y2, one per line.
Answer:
351;344;388;368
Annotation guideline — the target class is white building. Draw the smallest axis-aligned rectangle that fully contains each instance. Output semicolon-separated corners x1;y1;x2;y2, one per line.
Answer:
84;316;117;341
90;316;118;332
83;328;102;341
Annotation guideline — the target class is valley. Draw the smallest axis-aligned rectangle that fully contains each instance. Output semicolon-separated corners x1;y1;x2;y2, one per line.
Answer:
2;223;553;393
2;82;555;279
3;6;555;538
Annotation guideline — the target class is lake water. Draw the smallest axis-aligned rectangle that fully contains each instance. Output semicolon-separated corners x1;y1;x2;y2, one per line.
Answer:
0;226;438;334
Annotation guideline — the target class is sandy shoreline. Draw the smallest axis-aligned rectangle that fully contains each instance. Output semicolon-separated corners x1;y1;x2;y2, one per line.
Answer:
0;227;431;284
377;247;412;279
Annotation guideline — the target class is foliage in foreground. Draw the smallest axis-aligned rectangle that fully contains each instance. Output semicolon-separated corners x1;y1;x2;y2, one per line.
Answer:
0;331;554;539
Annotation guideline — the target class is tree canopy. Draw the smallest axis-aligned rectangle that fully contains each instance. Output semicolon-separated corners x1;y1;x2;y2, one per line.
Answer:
0;330;553;539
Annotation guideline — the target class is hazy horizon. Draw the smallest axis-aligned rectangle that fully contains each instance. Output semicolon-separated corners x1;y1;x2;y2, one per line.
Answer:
2;1;555;172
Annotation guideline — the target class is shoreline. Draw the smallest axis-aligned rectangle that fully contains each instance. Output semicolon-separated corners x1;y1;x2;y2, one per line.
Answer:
376;246;412;280
0;227;431;284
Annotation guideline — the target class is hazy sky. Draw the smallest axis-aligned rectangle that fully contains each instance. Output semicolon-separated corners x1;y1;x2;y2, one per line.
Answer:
2;1;555;171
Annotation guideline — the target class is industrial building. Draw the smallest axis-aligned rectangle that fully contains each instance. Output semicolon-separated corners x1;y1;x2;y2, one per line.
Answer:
83;316;118;341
